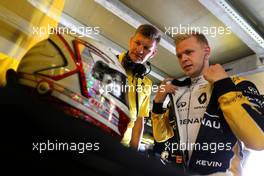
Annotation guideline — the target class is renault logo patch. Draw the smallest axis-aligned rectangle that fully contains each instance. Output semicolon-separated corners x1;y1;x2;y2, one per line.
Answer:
198;92;207;104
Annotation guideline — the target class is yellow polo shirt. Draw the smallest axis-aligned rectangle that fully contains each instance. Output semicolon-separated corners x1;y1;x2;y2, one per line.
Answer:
118;53;152;145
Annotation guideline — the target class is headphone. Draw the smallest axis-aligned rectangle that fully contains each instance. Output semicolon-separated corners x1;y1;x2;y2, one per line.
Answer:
123;53;151;79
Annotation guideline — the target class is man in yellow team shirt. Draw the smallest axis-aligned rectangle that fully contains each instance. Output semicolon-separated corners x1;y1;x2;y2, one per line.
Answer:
118;24;161;150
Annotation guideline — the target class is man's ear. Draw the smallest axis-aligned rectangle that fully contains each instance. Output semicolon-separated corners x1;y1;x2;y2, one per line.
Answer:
129;36;133;46
204;46;211;61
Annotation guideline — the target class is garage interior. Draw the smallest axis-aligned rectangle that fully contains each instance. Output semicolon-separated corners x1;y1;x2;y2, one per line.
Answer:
0;0;263;175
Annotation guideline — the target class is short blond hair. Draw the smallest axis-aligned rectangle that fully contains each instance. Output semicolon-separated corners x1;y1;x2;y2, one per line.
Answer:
135;24;161;43
174;31;209;46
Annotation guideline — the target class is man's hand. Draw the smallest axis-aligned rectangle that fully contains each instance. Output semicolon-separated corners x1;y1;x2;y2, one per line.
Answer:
203;64;228;83
154;78;178;103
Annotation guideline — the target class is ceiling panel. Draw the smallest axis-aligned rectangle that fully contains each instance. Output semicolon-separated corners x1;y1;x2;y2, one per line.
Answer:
64;0;260;80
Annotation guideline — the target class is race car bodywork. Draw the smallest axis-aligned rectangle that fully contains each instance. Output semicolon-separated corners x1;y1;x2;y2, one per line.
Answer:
17;32;131;138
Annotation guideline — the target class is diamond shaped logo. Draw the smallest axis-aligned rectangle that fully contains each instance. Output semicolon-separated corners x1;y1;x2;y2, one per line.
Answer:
198;92;207;104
